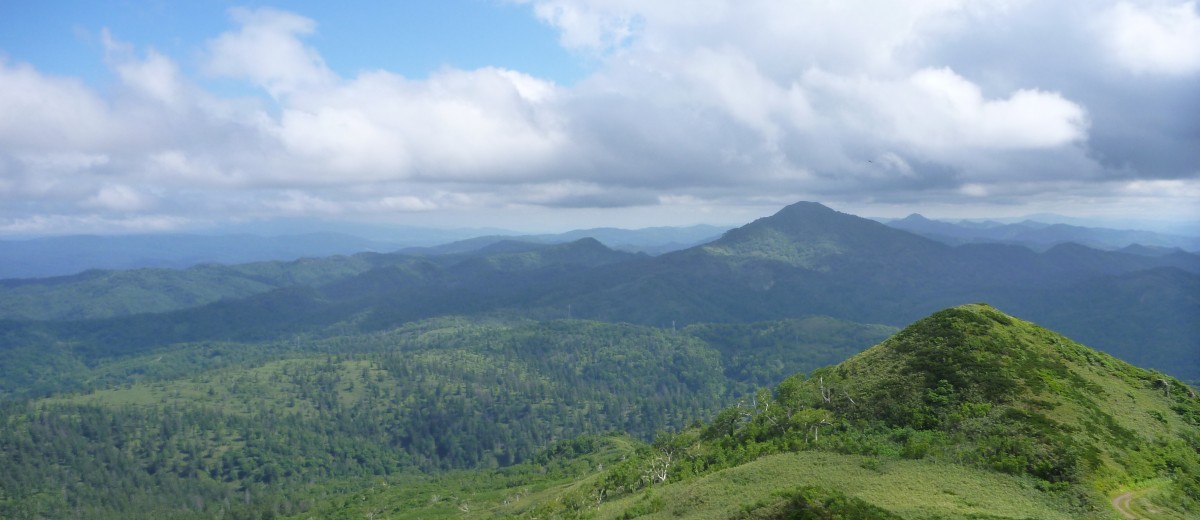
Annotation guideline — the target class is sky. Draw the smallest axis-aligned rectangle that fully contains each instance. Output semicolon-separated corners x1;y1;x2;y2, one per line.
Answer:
1;0;1198;236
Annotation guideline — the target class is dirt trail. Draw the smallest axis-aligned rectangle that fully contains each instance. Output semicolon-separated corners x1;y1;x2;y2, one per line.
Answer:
1112;492;1139;520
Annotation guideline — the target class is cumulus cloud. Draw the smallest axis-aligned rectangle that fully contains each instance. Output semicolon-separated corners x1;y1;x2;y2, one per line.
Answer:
1096;1;1200;75
271;66;568;182
203;7;335;97
0;1;1196;234
0;59;113;153
798;67;1088;151
83;184;155;212
102;29;187;106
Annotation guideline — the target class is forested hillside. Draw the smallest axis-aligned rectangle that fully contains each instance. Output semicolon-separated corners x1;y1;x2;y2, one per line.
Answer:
298;305;1199;519
2;202;1197;519
2;203;1195;381
886;213;1200;252
0;316;892;519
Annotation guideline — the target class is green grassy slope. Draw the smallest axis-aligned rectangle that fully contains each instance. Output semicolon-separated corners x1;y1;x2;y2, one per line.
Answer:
351;304;1199;520
801;304;1200;516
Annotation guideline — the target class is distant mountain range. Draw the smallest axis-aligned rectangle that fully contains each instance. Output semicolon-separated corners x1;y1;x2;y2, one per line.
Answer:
0;225;728;279
398;224;727;257
0;232;404;280
884;213;1200;252
6;211;1190;281
2;202;1198;519
1;202;1196;381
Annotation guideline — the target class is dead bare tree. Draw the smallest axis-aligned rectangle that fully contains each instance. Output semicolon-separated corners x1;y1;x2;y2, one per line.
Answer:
1156;378;1172;398
645;449;672;485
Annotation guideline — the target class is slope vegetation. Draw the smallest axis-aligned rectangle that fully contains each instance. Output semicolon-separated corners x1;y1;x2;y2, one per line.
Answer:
2;202;1196;381
361;305;1200;519
0;315;892;519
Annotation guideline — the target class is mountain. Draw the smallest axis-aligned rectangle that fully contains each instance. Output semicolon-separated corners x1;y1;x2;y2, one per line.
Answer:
12;301;1194;518
0;224;724;281
282;305;1200;519
0;238;640;322
703;202;946;269
1117;243;1187;257
400;224;728;256
1016;267;1200;376
551;224;729;255
0;224;725;320
2;202;1196;381
0;239;649;363
887;213;1200;252
0;313;896;518
0;252;406;321
0;232;407;279
548;203;1199;380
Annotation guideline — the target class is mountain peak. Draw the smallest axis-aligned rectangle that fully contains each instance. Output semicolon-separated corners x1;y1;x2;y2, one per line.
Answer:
810;304;1200;503
701;201;941;268
775;200;838;214
898;213;933;223
830;303;1198;431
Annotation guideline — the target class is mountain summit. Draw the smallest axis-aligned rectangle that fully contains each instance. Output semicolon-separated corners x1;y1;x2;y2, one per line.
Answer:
448;304;1200;519
811;304;1200;514
701;202;943;269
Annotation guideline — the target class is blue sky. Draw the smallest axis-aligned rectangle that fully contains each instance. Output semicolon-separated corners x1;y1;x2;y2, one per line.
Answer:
1;1;1198;236
1;1;585;85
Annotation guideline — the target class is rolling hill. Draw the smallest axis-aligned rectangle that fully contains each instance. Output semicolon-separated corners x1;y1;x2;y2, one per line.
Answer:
298;305;1199;519
0;315;894;519
886;213;1200;252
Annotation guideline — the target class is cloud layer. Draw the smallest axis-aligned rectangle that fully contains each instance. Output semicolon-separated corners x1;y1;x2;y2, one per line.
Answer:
1;0;1198;234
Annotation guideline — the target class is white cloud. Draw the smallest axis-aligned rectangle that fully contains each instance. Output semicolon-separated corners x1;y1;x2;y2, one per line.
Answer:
0;60;114;153
0;214;189;236
376;195;441;212
0;1;1195;234
266;191;344;215
140;150;244;187
1096;1;1200;75
83;185;154;212
528;1;641;52
519;0;1023;74
203;7;335;97
274;67;567;182
18;152;110;173
102;29;186;106
881;67;1087;150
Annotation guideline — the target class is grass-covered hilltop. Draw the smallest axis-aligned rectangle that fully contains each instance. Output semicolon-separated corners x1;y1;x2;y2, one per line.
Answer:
294;304;1200;519
2;201;1196;519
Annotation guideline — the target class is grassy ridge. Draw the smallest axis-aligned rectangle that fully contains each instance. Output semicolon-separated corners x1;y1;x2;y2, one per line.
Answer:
592;452;1075;520
4;302;1195;519
383;305;1200;519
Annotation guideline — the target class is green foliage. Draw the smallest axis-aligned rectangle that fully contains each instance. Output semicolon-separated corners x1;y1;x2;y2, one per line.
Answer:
0;313;887;519
684;317;895;389
735;486;904;519
544;304;1200;519
0;253;396;321
619;490;666;519
4;299;1199;519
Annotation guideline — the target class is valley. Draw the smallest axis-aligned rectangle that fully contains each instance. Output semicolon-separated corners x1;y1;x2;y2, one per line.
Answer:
1;202;1197;519
6;2;1199;517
